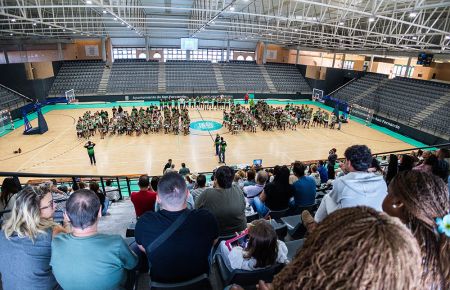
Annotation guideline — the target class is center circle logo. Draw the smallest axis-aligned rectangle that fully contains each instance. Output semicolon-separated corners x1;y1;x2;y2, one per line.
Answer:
190;120;223;131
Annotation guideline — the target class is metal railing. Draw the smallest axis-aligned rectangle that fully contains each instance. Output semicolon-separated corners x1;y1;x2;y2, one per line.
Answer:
1;143;448;198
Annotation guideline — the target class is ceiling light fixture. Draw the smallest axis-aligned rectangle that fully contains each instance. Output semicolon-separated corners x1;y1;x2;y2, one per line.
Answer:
412;36;417;40
86;0;92;4
230;6;235;11
33;22;37;26
409;12;417;18
103;10;107;14
339;22;344;25
368;17;375;22
113;17;117;21
11;18;16;22
294;28;298;32
446;36;450;40
9;33;13;36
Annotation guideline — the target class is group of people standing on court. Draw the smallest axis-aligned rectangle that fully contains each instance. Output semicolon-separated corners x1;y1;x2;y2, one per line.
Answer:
214;134;227;164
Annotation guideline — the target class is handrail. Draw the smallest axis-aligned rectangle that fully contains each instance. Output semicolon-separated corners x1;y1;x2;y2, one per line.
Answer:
0;83;34;102
328;77;358;96
1;143;448;179
0;172;141;179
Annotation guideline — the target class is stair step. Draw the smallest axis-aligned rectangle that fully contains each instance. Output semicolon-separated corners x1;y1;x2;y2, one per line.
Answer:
258;65;276;93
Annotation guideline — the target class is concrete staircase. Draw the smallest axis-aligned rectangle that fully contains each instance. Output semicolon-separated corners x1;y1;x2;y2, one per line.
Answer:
97;66;111;94
409;93;450;127
352;78;389;104
212;63;226;92
259;65;277;93
158;62;166;93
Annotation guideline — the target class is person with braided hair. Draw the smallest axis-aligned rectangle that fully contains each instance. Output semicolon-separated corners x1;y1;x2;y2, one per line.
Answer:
252;206;422;290
382;170;450;290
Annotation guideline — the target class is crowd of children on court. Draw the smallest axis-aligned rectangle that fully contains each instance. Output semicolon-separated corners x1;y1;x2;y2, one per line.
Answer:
223;101;341;134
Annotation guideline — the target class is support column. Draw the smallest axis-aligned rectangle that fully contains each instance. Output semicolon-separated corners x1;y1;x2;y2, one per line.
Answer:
186;50;191;60
101;38;106;61
57;43;64;61
331;53;336;68
145;36;150;61
226;39;231;62
369;55;374;72
341;53;346;68
4;51;9;64
404;57;412;77
221;49;224;62
296;48;300;65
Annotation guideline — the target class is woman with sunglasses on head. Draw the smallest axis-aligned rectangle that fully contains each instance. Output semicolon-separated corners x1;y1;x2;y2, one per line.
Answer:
0;185;68;290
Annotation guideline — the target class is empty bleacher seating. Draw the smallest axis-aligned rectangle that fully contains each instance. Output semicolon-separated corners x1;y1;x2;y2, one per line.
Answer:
165;60;218;92
49;60;105;96
0;84;31;111
218;61;269;92
332;73;450;136
265;63;311;93
107;59;159;93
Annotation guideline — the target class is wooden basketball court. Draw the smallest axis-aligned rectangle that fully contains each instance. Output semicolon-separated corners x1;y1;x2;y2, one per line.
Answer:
0;101;415;177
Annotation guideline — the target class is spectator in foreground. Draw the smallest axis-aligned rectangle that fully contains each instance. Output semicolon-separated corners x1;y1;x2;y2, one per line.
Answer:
218;219;288;271
150;176;159;192
190;174;208;201
104;179;120;202
317;160;328;184
253;166;293;217
414;154;438;173
130;175;157;218
258;207;422;290
135;172;218;284
291;162;316;208
243;170;256;186
383;171;450;289
385;154;398;185
243;170;268;208
0;177;19;218
51;189;138;290
89;182;108;216
314;145;387;223
195;166;246;236
398;154;415;172
309;164;321;186
178;162;191;176
0;186;61;290
185;174;195;191
327;148;337;179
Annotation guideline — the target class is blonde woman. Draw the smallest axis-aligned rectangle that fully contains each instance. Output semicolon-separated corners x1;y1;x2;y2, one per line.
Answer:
0;185;66;290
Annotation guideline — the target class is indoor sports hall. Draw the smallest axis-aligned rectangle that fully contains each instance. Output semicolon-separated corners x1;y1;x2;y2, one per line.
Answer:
0;1;449;290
